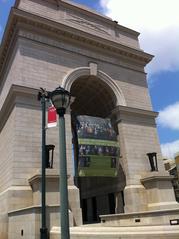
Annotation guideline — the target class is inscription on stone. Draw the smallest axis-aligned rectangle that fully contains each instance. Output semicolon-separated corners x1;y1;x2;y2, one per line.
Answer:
65;11;111;36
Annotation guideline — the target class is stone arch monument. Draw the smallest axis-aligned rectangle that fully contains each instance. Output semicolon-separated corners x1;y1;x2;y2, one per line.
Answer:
63;67;127;222
0;0;178;238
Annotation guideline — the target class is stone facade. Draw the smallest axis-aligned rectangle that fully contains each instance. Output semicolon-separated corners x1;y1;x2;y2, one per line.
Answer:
0;0;178;238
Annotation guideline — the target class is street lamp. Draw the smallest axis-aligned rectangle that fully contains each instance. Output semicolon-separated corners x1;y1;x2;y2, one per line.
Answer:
50;86;71;239
38;88;49;239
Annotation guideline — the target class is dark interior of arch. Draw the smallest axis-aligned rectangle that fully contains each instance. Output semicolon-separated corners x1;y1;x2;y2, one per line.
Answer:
70;75;117;118
70;75;126;224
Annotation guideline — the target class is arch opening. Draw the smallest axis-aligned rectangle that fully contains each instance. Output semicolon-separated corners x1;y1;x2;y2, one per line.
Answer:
70;75;117;118
70;75;126;224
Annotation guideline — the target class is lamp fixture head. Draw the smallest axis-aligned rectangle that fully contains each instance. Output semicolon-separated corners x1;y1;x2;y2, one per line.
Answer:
50;86;71;116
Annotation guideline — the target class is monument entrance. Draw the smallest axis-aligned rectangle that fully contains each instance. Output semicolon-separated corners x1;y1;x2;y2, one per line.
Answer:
70;75;126;223
0;0;179;238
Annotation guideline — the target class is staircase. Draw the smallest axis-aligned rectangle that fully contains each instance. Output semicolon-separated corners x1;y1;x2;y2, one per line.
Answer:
50;224;179;239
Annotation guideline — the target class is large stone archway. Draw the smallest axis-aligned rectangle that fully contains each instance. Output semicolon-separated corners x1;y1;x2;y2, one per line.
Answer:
63;68;126;223
0;0;179;237
62;65;126;107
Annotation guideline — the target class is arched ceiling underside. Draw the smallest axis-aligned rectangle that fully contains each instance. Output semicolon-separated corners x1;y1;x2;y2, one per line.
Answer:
70;76;117;118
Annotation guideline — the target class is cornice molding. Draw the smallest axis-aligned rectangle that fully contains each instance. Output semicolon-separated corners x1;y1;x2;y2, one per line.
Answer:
113;105;158;117
0;84;39;132
0;8;153;79
111;105;158;126
141;174;174;184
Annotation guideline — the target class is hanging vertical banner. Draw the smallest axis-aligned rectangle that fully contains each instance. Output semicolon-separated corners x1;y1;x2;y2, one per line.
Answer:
76;115;120;177
47;105;57;128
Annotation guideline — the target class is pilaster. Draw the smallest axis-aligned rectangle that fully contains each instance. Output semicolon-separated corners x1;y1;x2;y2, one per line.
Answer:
112;105;178;212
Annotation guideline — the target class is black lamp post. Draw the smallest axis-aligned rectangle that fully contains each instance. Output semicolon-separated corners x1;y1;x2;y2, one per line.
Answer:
50;86;71;239
38;88;49;239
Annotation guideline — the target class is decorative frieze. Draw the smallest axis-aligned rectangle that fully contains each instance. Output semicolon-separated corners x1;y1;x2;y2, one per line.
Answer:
0;8;153;81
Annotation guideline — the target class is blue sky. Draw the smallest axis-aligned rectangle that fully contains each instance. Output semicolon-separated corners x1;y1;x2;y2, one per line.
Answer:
0;0;179;158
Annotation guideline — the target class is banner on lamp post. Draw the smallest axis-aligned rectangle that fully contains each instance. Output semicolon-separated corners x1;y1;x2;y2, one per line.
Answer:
47;105;57;128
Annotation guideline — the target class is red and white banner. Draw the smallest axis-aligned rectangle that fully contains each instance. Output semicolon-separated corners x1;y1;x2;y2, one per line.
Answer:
47;105;57;128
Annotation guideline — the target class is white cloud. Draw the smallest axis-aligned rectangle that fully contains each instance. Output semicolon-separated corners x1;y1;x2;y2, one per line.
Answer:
161;140;179;159
100;0;179;75
157;102;179;159
158;102;179;130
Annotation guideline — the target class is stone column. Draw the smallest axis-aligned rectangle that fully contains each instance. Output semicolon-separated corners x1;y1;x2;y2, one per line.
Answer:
65;113;83;225
117;119;148;212
112;105;178;213
115;192;124;213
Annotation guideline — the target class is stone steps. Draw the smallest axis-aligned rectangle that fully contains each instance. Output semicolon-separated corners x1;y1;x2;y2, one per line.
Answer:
50;225;179;239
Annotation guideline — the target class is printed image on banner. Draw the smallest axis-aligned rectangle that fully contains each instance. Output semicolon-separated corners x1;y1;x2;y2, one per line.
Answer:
47;105;57;128
76;115;120;177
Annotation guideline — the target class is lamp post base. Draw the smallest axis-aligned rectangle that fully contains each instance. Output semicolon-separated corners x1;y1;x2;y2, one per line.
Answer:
40;227;48;239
